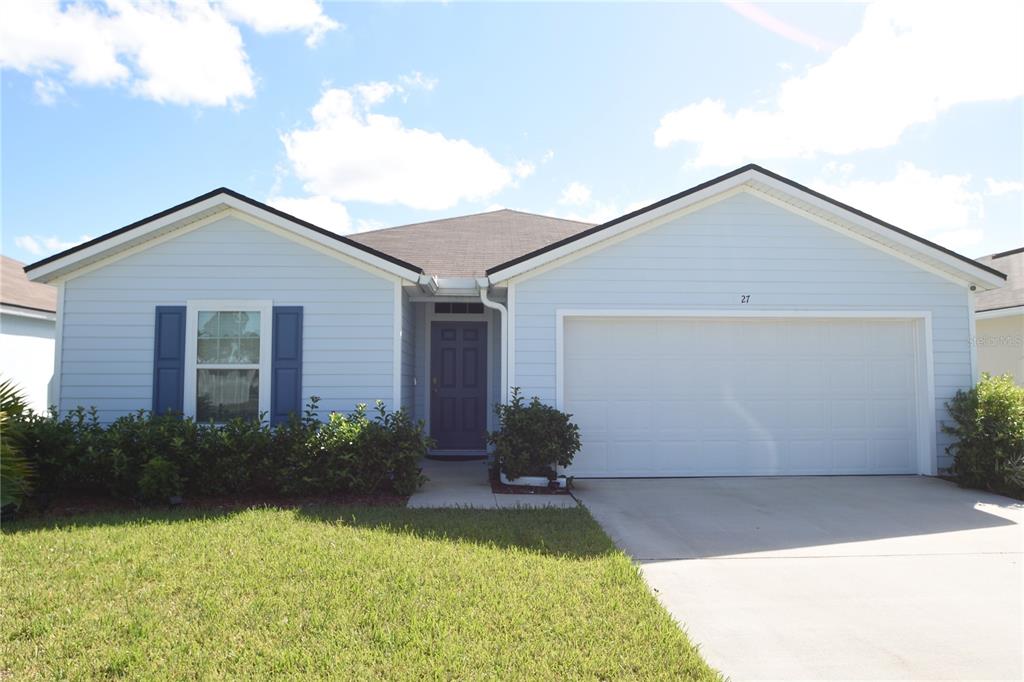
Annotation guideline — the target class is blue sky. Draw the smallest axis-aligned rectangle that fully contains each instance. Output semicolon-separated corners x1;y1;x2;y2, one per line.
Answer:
2;1;1022;264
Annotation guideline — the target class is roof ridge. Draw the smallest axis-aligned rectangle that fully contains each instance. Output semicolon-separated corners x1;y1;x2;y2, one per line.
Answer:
353;207;590;237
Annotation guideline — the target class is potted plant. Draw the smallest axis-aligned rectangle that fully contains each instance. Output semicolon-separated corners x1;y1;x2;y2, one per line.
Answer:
488;388;581;487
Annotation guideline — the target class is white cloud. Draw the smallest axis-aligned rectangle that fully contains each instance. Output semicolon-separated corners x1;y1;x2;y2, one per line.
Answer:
655;1;1024;166
0;0;338;107
558;181;591;206
985;178;1024;197
268;195;351;234
352;218;387;234
281;83;514;211
513;160;535;179
541;149;555;163
557;204;619;224
354;81;397;106
813;162;986;251
33;77;64;105
219;0;340;48
398;71;438;92
15;233;93;257
551;182;622;223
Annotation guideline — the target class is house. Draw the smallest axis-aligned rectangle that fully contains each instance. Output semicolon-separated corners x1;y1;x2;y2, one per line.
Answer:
24;165;1007;477
1;256;57;412
973;246;1023;384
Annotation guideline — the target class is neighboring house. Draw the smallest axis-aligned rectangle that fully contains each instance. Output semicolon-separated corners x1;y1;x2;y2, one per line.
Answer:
1;256;57;411
973;247;1023;384
24;165;1008;477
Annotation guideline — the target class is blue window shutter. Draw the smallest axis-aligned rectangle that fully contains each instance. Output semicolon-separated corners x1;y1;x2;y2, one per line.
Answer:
271;306;303;424
152;306;186;415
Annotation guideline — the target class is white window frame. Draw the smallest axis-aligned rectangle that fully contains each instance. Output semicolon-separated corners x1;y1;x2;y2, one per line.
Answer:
184;300;273;421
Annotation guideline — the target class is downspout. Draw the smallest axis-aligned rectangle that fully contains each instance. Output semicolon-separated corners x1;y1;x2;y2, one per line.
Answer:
477;277;509;403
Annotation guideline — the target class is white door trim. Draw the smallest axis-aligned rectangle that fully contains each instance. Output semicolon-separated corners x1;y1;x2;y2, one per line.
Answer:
423;303;495;445
555;308;936;476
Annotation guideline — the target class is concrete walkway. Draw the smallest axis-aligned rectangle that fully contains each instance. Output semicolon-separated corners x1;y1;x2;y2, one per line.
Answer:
574;476;1023;681
407;458;578;509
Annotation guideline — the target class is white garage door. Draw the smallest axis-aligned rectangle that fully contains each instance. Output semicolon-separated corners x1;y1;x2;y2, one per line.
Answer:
563;316;921;477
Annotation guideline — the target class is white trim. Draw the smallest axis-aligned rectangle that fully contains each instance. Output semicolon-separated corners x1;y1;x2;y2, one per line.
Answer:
183;300;273;421
507;282;517;395
49;282;65;413
27;196;421;284
422;303;494;440
41;208;410;287
392;281;402;410
478;284;509;403
749;176;1005;290
744;186;983;289
975;305;1023;321
491;170;1002;290
0;304;56;321
554;308;937;476
968;289;979;384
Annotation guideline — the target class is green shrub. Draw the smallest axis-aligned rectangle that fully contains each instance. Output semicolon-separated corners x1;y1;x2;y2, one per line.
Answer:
943;373;1024;498
137;457;183;502
292;401;428;496
489;388;581;480
10;395;428;505
1;378;33;510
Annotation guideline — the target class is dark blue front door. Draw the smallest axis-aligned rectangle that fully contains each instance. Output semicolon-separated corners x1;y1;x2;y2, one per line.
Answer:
431;321;487;450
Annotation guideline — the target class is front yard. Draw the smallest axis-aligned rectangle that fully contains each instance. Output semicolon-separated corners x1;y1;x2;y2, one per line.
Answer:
1;505;718;679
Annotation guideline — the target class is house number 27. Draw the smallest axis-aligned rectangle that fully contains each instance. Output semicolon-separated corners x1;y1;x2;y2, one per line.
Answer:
740;294;751;303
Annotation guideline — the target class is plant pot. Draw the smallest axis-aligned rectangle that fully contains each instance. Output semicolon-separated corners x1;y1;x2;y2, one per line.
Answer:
499;472;552;487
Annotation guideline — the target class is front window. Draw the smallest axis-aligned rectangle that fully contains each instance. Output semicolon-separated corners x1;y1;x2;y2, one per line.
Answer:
185;301;271;422
196;311;261;421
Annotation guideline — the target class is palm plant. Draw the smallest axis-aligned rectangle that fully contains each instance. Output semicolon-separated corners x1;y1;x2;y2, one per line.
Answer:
1;378;33;510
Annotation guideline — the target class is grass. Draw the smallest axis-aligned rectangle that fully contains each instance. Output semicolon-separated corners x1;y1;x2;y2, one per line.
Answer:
2;505;719;680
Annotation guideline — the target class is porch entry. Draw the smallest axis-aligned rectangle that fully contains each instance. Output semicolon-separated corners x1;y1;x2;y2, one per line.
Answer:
430;321;488;450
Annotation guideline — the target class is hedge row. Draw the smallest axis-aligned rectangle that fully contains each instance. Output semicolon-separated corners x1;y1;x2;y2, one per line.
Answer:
11;397;429;504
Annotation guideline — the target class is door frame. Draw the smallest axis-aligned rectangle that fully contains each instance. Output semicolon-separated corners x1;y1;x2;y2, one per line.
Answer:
554;308;936;476
425;307;493;450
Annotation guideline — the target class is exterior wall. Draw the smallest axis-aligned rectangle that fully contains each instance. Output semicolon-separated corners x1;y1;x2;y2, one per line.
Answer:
0;312;55;412
58;214;398;422
511;191;974;470
976;314;1024;384
401;291;416;411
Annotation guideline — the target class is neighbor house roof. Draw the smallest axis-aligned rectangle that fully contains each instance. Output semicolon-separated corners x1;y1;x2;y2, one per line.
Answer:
975;246;1023;313
1;256;57;314
349;209;593;277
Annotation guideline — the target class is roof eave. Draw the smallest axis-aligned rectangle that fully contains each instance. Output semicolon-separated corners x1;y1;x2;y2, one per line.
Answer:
486;164;1008;289
25;188;424;284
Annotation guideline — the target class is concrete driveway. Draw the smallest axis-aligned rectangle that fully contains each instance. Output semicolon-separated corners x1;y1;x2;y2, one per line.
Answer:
574;476;1022;681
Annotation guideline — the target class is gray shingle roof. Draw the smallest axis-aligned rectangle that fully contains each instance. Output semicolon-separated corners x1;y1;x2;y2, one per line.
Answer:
1;256;57;313
975;247;1023;312
349;209;593;277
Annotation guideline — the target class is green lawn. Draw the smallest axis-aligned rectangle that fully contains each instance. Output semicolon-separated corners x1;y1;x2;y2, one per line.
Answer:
2;505;719;680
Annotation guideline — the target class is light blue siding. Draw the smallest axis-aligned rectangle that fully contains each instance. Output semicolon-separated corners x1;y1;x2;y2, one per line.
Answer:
512;192;973;469
59;215;398;422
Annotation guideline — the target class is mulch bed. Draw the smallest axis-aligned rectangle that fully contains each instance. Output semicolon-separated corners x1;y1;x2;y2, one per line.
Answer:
7;491;408;522
488;467;572;496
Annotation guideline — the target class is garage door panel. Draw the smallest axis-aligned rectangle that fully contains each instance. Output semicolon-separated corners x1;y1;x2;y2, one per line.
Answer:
870;359;916;394
789;400;827;429
564;317;920;477
789;360;828;395
828;359;870;393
